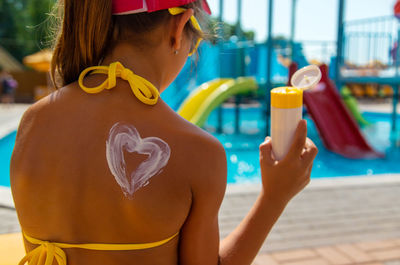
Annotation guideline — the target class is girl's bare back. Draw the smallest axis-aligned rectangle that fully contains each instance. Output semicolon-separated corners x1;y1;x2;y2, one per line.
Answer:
11;80;223;265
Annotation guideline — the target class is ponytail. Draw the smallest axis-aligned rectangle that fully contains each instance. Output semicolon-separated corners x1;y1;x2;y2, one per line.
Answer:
51;0;114;88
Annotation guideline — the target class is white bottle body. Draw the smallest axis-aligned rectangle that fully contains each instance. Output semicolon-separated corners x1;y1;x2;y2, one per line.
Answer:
271;106;302;161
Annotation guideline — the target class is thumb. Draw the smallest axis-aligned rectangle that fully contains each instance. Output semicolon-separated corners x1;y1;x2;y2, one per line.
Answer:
259;137;274;165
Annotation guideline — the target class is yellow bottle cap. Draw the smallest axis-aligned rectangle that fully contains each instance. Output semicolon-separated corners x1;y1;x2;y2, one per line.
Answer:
271;87;303;109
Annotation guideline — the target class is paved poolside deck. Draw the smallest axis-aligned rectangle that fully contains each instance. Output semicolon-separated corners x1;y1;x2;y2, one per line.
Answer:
221;176;400;252
0;104;29;139
1;175;400;265
0;103;400;264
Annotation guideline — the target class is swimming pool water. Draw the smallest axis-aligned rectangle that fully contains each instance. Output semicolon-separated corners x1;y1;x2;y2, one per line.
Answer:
0;110;399;187
204;108;400;184
0;131;16;187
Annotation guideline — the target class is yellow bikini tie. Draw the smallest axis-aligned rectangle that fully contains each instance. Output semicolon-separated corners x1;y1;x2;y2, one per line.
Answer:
78;62;159;105
19;232;179;265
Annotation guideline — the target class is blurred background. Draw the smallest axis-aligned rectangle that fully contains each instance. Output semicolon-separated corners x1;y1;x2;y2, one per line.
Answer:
0;0;400;264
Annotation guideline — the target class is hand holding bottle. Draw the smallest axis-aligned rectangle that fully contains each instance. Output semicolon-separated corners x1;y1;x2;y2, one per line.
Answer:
259;120;318;206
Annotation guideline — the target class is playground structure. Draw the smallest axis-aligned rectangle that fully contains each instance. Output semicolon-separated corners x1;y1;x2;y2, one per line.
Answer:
336;1;400;134
340;86;371;127
178;78;258;127
167;0;400;159
164;0;311;133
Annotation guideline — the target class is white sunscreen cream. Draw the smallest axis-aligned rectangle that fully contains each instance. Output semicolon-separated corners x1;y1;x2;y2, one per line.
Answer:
106;122;171;198
270;65;321;161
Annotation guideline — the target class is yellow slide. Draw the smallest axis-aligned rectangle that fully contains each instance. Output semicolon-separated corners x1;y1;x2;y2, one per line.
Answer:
178;77;258;127
178;78;233;121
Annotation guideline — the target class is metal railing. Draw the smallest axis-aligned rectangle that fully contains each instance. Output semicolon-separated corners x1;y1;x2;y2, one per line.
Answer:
343;16;399;68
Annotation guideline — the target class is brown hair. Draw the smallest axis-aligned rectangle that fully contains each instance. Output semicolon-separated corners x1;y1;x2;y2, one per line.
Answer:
50;0;206;88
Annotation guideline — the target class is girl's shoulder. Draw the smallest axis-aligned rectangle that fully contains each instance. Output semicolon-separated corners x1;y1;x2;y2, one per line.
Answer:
162;107;227;185
160;100;225;156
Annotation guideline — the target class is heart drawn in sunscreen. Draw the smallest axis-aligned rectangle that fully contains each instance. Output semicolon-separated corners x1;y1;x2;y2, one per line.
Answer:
106;122;171;198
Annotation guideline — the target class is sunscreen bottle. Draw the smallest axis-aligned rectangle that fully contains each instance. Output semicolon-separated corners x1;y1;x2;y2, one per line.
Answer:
270;65;321;161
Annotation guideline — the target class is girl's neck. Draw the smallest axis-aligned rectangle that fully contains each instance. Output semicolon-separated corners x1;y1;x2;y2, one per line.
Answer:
102;43;166;91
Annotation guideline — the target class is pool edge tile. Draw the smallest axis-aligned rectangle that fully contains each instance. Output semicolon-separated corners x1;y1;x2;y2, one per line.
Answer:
226;174;400;195
0;186;14;209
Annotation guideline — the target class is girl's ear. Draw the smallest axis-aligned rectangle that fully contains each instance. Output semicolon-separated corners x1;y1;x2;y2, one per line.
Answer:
170;8;194;51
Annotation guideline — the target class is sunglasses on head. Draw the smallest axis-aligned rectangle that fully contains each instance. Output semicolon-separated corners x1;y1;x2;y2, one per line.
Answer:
168;7;203;56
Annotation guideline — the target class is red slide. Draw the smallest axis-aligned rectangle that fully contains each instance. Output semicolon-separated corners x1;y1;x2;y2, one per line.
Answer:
288;64;383;159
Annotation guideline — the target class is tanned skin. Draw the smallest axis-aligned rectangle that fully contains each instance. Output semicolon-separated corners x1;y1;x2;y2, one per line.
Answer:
11;9;318;265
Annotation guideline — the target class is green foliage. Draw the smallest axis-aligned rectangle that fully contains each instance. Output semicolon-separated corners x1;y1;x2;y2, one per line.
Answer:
0;0;55;61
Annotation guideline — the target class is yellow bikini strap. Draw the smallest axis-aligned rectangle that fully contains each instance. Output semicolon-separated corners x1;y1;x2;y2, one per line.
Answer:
19;234;67;265
78;62;159;105
20;232;179;265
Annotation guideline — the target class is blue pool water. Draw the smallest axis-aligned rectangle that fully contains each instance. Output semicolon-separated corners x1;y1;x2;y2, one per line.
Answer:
0;131;16;187
0;110;399;187
204;108;400;184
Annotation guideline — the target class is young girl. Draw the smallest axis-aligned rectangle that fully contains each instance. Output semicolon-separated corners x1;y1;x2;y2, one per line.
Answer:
11;0;318;264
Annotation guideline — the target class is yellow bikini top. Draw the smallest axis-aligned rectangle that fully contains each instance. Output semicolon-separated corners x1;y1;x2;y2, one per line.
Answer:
20;231;179;265
18;62;176;265
78;61;160;105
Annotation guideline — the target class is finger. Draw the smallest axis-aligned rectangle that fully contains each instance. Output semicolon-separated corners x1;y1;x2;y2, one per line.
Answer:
285;120;307;161
301;138;316;157
302;138;318;165
303;163;313;180
259;137;274;165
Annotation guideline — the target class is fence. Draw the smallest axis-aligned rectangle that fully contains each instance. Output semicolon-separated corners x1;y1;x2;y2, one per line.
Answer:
343;16;399;69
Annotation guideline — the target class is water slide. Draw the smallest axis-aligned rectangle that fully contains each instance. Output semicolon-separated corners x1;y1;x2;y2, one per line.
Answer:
178;79;233;121
178;77;258;127
289;64;383;159
341;86;371;127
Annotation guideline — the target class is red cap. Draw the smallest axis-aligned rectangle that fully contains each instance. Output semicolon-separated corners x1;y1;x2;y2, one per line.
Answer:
113;0;211;15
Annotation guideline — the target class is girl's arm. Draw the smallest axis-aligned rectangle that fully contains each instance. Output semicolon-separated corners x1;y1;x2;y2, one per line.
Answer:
179;120;317;265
